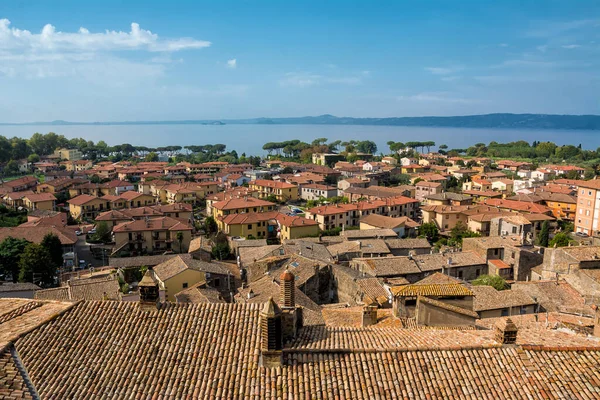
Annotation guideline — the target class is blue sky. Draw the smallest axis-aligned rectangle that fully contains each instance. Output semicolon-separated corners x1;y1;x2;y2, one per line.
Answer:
0;0;599;122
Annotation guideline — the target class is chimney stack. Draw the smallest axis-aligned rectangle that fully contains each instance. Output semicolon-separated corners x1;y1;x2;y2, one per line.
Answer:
280;269;295;308
259;297;283;367
138;268;160;310
495;318;518;344
362;305;378;327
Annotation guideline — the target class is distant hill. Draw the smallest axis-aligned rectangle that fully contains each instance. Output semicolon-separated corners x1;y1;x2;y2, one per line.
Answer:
2;113;599;130
224;113;600;130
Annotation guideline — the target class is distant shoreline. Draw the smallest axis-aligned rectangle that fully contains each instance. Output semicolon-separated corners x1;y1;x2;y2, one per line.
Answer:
1;113;599;130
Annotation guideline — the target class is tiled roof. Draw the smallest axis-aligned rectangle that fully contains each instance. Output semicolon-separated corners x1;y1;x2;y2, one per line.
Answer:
174;281;225;304
412;252;486;272
357;256;422;277
471;286;536;312
415;272;462;285
34;277;121;301
251;179;297;189
355;278;388;304
418;296;479;318
153;255;230;281
359;214;409;229
512;280;594;315
391;283;473;297
23;193;56;202
67;194;100;206
0;226;77;246
2;298;600;398
0;283;40;293
112;216;192;232
384;238;432;250
341;228;398;239
212;196;275;211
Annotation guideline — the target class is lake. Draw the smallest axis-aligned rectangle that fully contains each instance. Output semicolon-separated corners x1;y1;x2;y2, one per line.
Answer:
1;124;598;156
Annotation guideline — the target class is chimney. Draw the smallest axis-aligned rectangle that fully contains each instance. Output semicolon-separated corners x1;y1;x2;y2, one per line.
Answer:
362;305;378;327
280;270;295;308
138;268;160;310
495;318;518;344
259;297;283;367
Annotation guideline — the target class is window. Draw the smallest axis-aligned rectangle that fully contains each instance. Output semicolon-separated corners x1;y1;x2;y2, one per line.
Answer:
247;224;252;230
458;271;464;279
213;278;221;287
512;227;517;234
475;269;481;277
501;308;509;317
182;283;188;289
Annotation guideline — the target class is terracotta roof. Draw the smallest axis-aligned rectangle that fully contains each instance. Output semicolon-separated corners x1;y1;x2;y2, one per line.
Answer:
412;252;486;272
23;193;56;202
391;283;474;297
418;296;479;318
67;194;102;206
341;228;398;239
153;255;230;281
2;298;600;398
0;226;77;246
34;276;121;301
212;196;275;211
483;198;552;214
0;282;40;293
359;214;410;229
472;286;536;312
512;280;594;315
384;238;432;250
415;272;462;285
251;179;297;189
174;281;225;304
354;257;422;277
112;216;192;232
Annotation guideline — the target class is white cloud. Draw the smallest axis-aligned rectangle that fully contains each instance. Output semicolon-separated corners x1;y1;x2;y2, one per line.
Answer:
0;19;209;80
536;45;548;52
424;66;463;75
226;58;237;69
562;44;581;49
441;76;461;82
397;92;479;104
279;71;365;87
0;19;210;52
499;43;509;47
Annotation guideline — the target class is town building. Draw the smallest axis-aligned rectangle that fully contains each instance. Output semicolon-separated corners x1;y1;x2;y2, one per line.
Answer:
112;217;193;256
249;179;299;202
574;179;600;236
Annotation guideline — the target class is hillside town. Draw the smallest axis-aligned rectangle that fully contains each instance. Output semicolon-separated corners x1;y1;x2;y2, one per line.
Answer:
1;140;600;398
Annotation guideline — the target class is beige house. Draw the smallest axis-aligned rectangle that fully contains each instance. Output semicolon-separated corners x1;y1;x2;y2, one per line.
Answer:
112;216;193;256
54;148;83;161
120;191;156;208
68;194;109;220
152;255;206;301
249;179;299;202
22;193;56;211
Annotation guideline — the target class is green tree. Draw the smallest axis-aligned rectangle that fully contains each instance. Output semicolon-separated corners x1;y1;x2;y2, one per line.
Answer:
549;232;571;247
472;274;508;291
177;231;184;253
0;237;31;282
419;222;439;242
27;153;40;163
40;233;63;270
356;140;377;154
93;221;112;244
449;221;480;247
4;160;19;175
211;242;231;260
18;243;56;287
204;216;218;234
145;152;159;162
538;221;550;247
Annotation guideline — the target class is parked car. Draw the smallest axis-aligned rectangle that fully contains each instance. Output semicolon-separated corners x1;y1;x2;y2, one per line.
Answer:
575;232;589;237
75;230;82;236
88;228;97;235
78;260;88;270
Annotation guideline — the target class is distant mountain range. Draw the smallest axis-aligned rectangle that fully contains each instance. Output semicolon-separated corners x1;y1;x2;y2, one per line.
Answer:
2;113;599;130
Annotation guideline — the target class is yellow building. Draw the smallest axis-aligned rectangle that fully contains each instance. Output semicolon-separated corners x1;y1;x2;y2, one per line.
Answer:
68;194;109;220
218;211;319;240
120;191;157;208
22;193;56;211
152;255;206;302
64;159;93;172
212;196;276;221
112;216;193;256
249;179;299;202
54;148;83;161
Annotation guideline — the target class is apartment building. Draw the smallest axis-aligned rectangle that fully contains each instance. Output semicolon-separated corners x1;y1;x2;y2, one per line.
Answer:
112;217;193;256
300;184;339;201
68;195;109;220
249;179;299;202
218;211;319;240
575;179;600;236
305;196;419;231
54;148;83;161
